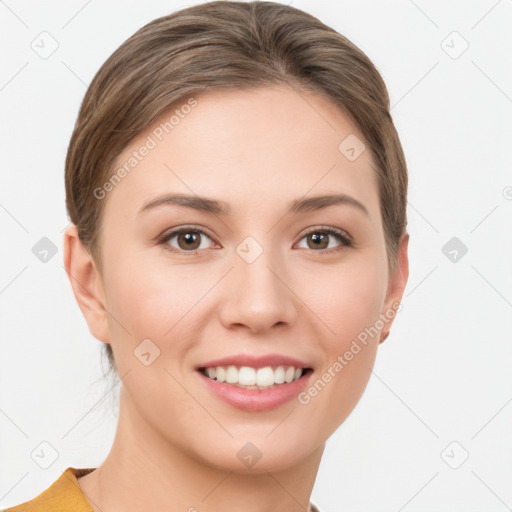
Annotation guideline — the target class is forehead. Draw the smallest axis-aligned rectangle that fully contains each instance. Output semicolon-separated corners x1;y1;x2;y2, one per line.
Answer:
104;85;380;222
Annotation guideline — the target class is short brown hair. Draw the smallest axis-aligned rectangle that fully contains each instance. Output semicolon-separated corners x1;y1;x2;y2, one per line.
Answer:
65;0;408;378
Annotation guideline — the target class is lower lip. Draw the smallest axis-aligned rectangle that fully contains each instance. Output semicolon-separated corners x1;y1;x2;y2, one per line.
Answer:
196;370;313;412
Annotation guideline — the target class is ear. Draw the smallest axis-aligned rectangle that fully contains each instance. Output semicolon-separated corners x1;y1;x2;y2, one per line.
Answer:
379;232;410;343
63;224;110;344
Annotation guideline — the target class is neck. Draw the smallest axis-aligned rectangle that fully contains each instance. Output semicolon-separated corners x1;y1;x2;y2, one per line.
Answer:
78;389;324;512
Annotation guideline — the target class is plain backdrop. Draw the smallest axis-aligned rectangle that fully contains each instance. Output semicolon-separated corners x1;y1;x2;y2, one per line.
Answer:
1;1;511;511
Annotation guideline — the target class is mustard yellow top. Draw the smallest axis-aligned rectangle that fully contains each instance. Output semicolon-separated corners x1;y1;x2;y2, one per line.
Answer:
1;467;96;512
1;466;321;512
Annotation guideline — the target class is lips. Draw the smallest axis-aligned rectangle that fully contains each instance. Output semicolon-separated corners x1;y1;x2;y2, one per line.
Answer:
196;366;314;411
196;353;313;371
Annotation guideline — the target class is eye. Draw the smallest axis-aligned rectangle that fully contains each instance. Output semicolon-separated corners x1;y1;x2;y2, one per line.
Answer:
157;225;352;256
295;226;352;254
158;226;218;254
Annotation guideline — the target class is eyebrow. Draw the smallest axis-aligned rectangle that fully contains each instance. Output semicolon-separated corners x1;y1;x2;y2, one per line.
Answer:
138;192;369;217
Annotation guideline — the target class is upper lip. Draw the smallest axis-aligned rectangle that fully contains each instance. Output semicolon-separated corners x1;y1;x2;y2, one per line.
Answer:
196;353;313;370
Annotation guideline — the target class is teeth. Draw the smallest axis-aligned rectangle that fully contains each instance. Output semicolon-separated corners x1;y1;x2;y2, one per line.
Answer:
201;365;306;388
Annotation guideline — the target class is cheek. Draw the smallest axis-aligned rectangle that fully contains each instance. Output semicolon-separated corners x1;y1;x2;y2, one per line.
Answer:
294;257;383;432
104;250;210;332
299;255;385;342
101;249;217;376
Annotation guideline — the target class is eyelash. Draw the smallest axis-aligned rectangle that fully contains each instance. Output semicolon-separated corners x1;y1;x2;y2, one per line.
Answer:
157;225;353;256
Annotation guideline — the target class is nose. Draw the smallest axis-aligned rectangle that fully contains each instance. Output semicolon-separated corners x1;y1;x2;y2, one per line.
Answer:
218;245;299;334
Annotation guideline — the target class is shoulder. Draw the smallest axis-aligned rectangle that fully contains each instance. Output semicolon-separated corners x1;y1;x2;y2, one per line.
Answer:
1;467;96;512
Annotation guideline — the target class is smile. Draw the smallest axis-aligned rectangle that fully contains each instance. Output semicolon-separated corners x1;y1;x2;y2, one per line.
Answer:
198;365;311;389
196;365;314;411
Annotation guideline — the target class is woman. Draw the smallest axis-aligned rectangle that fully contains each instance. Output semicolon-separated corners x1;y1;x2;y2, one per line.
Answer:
3;1;409;511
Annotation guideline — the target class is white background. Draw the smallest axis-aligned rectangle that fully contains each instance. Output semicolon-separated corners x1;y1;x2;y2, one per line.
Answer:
1;1;511;511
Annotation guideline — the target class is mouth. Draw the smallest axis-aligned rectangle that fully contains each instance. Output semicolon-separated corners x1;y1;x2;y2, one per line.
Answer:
197;365;314;390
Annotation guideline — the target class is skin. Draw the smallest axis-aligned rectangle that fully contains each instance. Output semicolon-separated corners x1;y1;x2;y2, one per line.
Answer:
64;85;409;512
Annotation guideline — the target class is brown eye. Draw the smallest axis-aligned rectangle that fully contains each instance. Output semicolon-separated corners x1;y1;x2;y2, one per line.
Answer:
160;227;215;253
306;232;329;250
176;231;202;250
296;227;352;254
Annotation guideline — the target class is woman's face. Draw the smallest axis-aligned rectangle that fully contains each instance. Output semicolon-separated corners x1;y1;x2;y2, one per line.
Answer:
75;85;408;472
